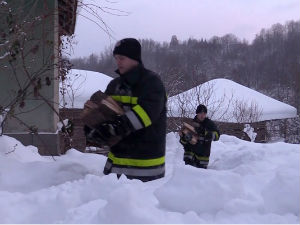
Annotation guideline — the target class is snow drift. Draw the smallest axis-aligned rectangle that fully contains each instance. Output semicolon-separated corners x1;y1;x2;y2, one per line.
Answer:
0;133;299;223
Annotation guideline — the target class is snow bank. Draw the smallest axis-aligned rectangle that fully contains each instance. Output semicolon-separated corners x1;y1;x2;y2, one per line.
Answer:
0;133;299;223
0;135;47;163
59;69;113;108
168;78;297;122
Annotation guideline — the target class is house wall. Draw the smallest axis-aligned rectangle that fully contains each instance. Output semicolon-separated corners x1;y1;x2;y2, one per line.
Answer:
0;0;59;133
0;0;60;155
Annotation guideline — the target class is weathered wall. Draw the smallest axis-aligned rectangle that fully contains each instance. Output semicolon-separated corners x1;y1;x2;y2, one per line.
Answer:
0;0;59;133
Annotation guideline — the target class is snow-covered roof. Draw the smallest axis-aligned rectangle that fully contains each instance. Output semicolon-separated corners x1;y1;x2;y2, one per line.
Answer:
59;69;113;108
168;78;297;122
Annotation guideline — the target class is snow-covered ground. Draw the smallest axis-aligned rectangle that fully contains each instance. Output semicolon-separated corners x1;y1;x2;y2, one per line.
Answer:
168;78;297;122
0;133;299;223
59;69;113;108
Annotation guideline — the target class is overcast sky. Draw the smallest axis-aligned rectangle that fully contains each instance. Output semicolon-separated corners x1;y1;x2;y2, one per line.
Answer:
70;0;300;58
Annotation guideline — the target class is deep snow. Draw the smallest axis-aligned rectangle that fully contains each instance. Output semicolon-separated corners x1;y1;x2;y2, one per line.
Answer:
0;133;299;223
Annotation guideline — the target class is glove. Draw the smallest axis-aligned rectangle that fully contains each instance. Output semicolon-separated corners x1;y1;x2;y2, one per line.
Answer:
84;125;106;146
179;134;191;146
95;115;133;142
182;133;193;142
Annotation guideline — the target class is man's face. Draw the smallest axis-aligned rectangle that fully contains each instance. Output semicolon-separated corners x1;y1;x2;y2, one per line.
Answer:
114;54;139;74
197;112;206;121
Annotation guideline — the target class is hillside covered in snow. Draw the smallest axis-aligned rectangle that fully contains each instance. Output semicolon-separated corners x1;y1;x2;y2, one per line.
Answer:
168;78;297;122
59;69;113;108
0;133;299;223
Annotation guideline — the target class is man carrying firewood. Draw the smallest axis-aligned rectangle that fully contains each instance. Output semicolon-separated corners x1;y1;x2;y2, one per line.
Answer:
179;104;220;169
84;38;167;182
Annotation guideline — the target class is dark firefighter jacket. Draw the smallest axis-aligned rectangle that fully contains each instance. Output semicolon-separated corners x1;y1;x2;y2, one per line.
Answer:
103;64;167;181
180;117;220;168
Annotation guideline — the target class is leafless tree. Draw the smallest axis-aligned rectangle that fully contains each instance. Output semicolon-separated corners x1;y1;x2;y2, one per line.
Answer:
232;99;263;123
60;70;87;108
168;81;233;123
167;79;264;134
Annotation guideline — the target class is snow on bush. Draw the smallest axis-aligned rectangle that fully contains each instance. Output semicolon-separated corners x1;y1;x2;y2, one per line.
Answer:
0;135;46;162
243;123;257;142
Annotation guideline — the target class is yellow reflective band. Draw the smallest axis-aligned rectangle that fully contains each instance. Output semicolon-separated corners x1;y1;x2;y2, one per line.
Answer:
132;104;152;127
184;151;194;156
194;155;209;161
108;152;165;167
111;95;138;104
214;131;219;140
111;95;121;102
180;139;187;144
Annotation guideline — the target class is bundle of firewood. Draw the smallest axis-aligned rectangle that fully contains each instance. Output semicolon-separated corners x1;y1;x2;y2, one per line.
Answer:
81;91;124;147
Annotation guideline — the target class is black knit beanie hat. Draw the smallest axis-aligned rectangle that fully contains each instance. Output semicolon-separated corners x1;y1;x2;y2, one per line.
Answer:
196;104;207;114
113;38;142;63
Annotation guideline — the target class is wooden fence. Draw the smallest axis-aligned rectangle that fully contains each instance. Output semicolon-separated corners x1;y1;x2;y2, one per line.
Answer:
59;108;298;153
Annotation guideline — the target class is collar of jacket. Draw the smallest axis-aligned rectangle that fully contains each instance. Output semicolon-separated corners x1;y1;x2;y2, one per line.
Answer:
115;64;144;87
193;116;208;124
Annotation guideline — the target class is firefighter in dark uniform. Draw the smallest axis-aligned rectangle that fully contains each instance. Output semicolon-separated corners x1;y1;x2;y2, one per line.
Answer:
179;104;220;169
85;38;167;182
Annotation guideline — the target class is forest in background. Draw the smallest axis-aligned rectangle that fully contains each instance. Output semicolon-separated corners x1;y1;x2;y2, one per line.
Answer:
70;20;300;113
